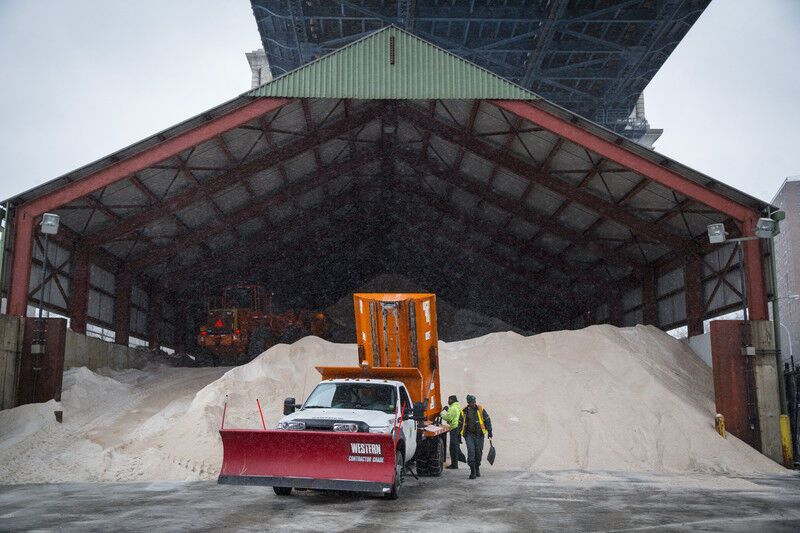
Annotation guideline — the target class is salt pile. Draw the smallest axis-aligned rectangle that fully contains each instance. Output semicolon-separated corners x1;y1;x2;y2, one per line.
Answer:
0;325;785;483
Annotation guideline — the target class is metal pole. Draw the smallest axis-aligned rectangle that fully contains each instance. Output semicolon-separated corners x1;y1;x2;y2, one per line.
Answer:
768;235;789;414
0;203;6;302
737;242;748;321
781;322;794;358
37;232;49;319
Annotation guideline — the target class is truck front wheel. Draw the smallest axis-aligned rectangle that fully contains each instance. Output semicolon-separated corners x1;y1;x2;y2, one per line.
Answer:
385;450;404;500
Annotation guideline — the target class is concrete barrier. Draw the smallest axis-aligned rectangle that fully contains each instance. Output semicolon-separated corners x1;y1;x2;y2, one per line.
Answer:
64;330;149;371
1;318;149;411
0;314;23;410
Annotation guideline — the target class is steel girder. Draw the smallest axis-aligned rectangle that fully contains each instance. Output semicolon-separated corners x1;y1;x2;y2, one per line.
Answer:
250;0;710;136
127;148;379;270
394;146;642;272
400;103;697;255
386;191;594;316
86;103;381;247
395;152;614;286
6;98;291;316
493;100;757;222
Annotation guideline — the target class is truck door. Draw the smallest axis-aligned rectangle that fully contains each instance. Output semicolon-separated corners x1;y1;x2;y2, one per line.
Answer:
398;385;416;461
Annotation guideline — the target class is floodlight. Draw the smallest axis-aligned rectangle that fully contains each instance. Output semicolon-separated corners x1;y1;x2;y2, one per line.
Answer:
40;213;60;235
754;218;776;239
771;210;786;222
706;223;726;244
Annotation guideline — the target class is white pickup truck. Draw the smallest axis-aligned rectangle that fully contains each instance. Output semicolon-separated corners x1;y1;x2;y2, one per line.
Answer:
280;378;419;471
217;293;448;499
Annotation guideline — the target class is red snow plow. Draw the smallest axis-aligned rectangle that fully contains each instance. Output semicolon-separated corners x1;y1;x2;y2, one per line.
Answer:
218;294;448;498
218;429;397;493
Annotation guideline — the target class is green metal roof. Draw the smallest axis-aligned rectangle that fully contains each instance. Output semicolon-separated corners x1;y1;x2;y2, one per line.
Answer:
247;26;539;100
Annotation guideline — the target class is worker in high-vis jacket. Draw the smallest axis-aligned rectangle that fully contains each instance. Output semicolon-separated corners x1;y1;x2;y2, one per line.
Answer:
441;395;462;469
461;394;493;479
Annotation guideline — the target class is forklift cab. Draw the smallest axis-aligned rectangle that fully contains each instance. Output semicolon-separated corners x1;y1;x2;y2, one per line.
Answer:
213;284;272;313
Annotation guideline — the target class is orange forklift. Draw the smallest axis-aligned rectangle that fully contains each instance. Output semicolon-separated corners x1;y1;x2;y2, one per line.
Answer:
197;283;330;364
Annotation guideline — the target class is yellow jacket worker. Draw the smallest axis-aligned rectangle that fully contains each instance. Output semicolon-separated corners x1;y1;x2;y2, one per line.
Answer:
441;395;462;469
461;394;493;479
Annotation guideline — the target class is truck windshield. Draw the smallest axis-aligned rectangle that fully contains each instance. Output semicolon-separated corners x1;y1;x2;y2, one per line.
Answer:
303;383;396;413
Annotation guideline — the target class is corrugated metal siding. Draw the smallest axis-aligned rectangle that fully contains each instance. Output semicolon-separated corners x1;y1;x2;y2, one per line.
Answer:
248;26;538;101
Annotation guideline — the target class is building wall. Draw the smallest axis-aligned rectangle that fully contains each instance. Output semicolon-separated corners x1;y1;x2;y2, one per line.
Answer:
0;315;151;411
64;329;149;371
246;49;272;89
0;314;22;410
773;178;800;362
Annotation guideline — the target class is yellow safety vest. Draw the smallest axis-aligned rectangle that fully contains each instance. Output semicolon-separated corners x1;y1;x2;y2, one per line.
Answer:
460;405;487;436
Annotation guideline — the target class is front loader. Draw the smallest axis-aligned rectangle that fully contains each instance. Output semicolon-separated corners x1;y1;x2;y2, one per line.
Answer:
218;293;449;498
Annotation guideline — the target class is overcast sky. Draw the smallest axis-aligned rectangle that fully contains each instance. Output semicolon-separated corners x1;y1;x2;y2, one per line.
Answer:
0;0;798;204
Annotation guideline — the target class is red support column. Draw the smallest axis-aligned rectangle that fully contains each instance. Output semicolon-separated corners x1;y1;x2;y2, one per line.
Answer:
114;272;131;346
69;249;89;334
684;255;704;336
148;287;161;351
7;209;35;316
742;216;769;321
642;267;659;326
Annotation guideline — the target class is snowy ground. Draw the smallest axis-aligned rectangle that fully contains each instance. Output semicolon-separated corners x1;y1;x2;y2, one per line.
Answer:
2;470;800;532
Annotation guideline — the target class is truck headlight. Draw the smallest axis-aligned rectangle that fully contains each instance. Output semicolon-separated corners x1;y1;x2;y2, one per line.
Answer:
277;421;306;430
368;426;391;434
333;423;359;432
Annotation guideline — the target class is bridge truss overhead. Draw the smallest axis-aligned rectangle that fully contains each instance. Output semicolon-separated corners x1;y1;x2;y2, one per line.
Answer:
251;0;710;140
1;27;771;351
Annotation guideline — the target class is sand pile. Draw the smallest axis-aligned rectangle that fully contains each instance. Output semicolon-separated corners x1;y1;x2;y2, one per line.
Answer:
0;325;785;483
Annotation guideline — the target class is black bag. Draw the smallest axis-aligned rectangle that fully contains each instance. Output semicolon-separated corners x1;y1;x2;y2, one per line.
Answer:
458;449;467;462
487;439;496;465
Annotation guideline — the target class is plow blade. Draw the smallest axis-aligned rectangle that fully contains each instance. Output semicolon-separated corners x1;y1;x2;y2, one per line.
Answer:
218;429;397;494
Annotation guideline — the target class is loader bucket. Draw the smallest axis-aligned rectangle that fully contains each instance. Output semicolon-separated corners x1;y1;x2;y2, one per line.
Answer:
218;429;398;494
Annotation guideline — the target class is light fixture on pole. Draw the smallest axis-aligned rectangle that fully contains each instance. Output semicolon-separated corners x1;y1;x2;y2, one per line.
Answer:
706;210;789;419
706;223;727;244
37;213;60;319
754;217;777;239
705;217;779;245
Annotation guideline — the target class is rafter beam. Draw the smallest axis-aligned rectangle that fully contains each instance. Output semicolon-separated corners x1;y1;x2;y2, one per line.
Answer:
400;103;696;254
395;166;614;285
128;149;379;271
396;184;613;292
86;104;381;246
22;99;290;220
394;213;580;319
165;188;375;284
491;100;757;222
395;148;641;271
186;210;381;293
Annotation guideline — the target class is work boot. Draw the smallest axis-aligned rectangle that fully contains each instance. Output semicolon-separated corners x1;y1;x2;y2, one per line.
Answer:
447;463;458;470
468;463;476;479
475;465;481;477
